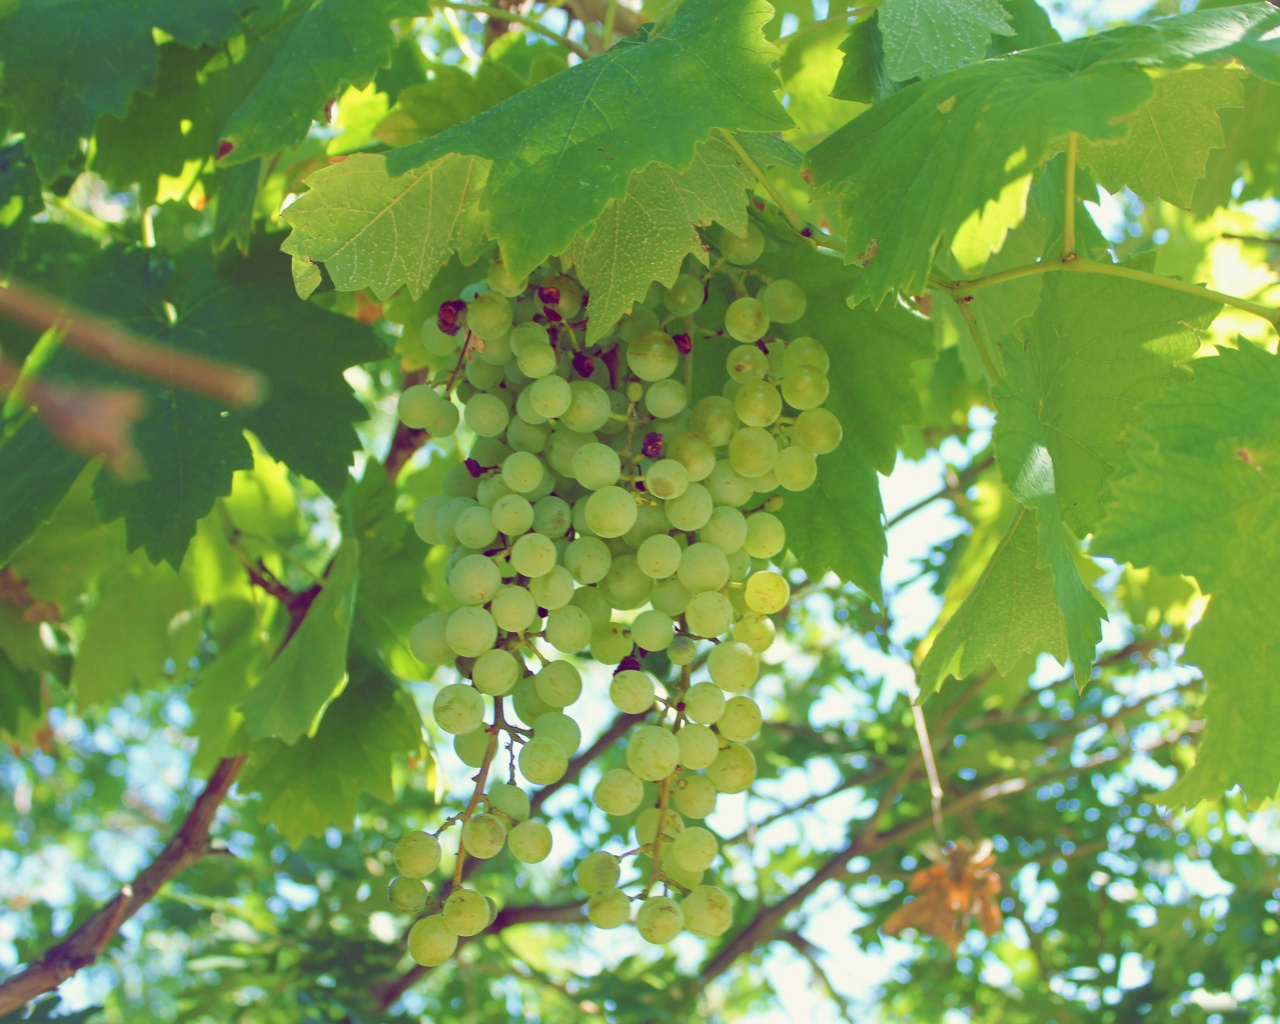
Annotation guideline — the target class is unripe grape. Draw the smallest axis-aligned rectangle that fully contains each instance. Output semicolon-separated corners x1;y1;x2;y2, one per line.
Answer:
784;336;829;373
718;223;764;265
678;542;730;593
594;768;644;816
724;297;770;344
651;579;694;618
508;819;553;863
508;415;550;454
659;843;704;892
517;342;557;379
667;632;698;664
545;605;591;653
409;612;453;665
398;384;447;429
562;380;612;432
467;357;505;388
462;813;507;859
672;825;718;872
576;851;620;893
691;396;736;446
465;392;510;437
745;570;790;614
532;495;572;538
590;623;634;665
562;535;610;585
674;774;718;819
706;460;754;507
707;742;756;793
732;611;775;653
585;486;638;538
774;445;818;491
570;585;612;630
444;885;492;936
510;675;551;726
665;482;714;531
635;806;683;847
726;344;768;383
626;725;680;781
533;710;581;755
511;532;557;577
421;318;461;356
728;427;778;478
449;554;503;606
600;555;653;610
529;565;575;610
473;648;519;696
794;407;842;454
726;545;752;583
434;684;486;735
491;585;538;633
631;609;675;652
519;736;569;784
455;729;491;767
454;505;498;549
528;375;573;419
610;669;656;714
782;366;829;411
435;496;477;545
588;887;632;929
446;606;498;657
394;831;442;878
488;781;530;822
666;432;717;481
719;695;762;741
535;660;582;707
683;681;726;725
492;493;535;536
707;640;758;692
636;896;684;944
408;916;457;966
388;876;428;914
699;506;748;554
743;512;786;558
677;723;719;770
414;495;449;544
760;279;806;323
572;442;622;489
502;451;545;493
734;381;783;427
682;885;733;938
488;261;527;297
664;273;704;315
637;533;683;579
627;330;680;381
644;459;690;500
685;591;733;637
645;378;688;419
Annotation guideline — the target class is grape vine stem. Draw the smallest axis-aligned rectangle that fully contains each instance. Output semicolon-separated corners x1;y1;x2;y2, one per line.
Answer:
433;0;593;59
452;726;502;888
717;129;808;237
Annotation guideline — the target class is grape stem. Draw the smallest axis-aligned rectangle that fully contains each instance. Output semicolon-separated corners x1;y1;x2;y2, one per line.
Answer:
452;723;502;887
432;0;593;59
717;129;807;237
1062;132;1078;260
647;776;673;895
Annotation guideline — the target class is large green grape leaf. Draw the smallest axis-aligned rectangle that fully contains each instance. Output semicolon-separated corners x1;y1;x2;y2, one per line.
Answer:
1079;68;1245;211
0;140;41;270
0;0;255;181
1193;78;1280;215
283;0;792;292
918;504;1067;695
566;134;754;344
0;646;41;737
761;232;934;600
1094;342;1280;804
809;3;1280;305
878;0;1013;81
240;540;359;745
240;659;422;847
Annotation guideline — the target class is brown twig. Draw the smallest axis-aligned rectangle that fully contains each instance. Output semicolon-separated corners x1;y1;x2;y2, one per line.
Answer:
0;278;267;408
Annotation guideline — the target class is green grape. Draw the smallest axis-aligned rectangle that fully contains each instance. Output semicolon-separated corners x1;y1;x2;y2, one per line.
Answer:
626;725;680;781
734;380;783;428
571;585;612;630
398;385;447;429
528;375;573;419
651;579;693;618
707;639;758;692
472;648;520;696
794;407;842;455
726;344;768;384
645;378;688;419
631;609;675;652
677;542;730;593
760;278;806;323
635;806;683;847
732;611;775;654
511;676;552;727
446;606;498;657
682;885;733;938
532;495;572;538
719;695;762;741
707;741;756;793
502;451;544;494
516;386;548;425
511;532;557;577
568;535;611;583
561;380;612;432
414;494;449;544
718;223;764;265
444;886;491;935
619;305;660;341
600;554;653;610
665;482;714;531
672;825;718;872
388;875;428;914
510;322;550;355
676;722;719;770
572;442;621;490
462;813;507;859
674;774;718;819
455;728;491;768
465;393;510;437
644;459;689;500
588;887;632;929
636;896;684;944
594;768;644;816
508;819;552;863
545;605;591;653
491;493;534;536
467;293;513;340
434;684;486;735
590;623;635;665
784;335;829;373
409;612;453;665
487;261;528;297
782;366;829;411
623;501;670;547
488;781;530;821
637;533;683;579
454;505;498;549
775;444;817;491
658;844;704;891
428;401;461;437
691;396;737;446
743;511;786;558
534;660;582;707
627;330;680;381
519;736;569;784
585;486;638;538
448;553;502;606
543;274;585;317
685;591;733;637
610;668;656;714
475;329;513;366
491;585;538;633
683;681;725;725
576;851;621;893
666;632;698;664
727;426;778;478
516;342;557;379
408;916;457;967
664;273;705;315
745;570;790;614
394;830;442;878
705;460;754;507
435;496;477;545
533;711;581;755
529;565;575;610
726;546;752;583
666;432;717;481
699;506;748;554
466;358;506;389
421;318;461;356
472;436;514;468
724;297;771;344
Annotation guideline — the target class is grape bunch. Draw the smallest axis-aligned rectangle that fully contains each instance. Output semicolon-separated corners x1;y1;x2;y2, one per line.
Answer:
385;221;841;964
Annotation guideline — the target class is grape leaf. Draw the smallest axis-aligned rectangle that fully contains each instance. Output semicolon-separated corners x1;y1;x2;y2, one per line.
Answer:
240;659;422;846
1078;68;1245;210
0;140;41;270
0;647;41;736
566;134;753;344
832;16;895;106
240;540;359;745
0;0;255;180
917;505;1066;695
1193;78;1280;215
809;4;1280;305
284;0;792;291
878;0;1014;81
1093;342;1280;804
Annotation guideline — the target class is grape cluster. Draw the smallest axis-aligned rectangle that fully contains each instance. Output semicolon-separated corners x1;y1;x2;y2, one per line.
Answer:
385;221;841;963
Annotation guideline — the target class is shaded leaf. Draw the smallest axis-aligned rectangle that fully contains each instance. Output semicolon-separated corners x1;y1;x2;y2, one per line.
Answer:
879;0;1013;81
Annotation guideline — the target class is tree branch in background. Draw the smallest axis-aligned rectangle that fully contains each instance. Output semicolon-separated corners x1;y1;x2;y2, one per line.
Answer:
0;278;267;408
384;369;430;481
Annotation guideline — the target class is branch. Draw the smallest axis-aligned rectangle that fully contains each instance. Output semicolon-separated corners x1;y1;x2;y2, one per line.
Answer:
884;454;994;530
0;278;267;408
432;0;593;58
